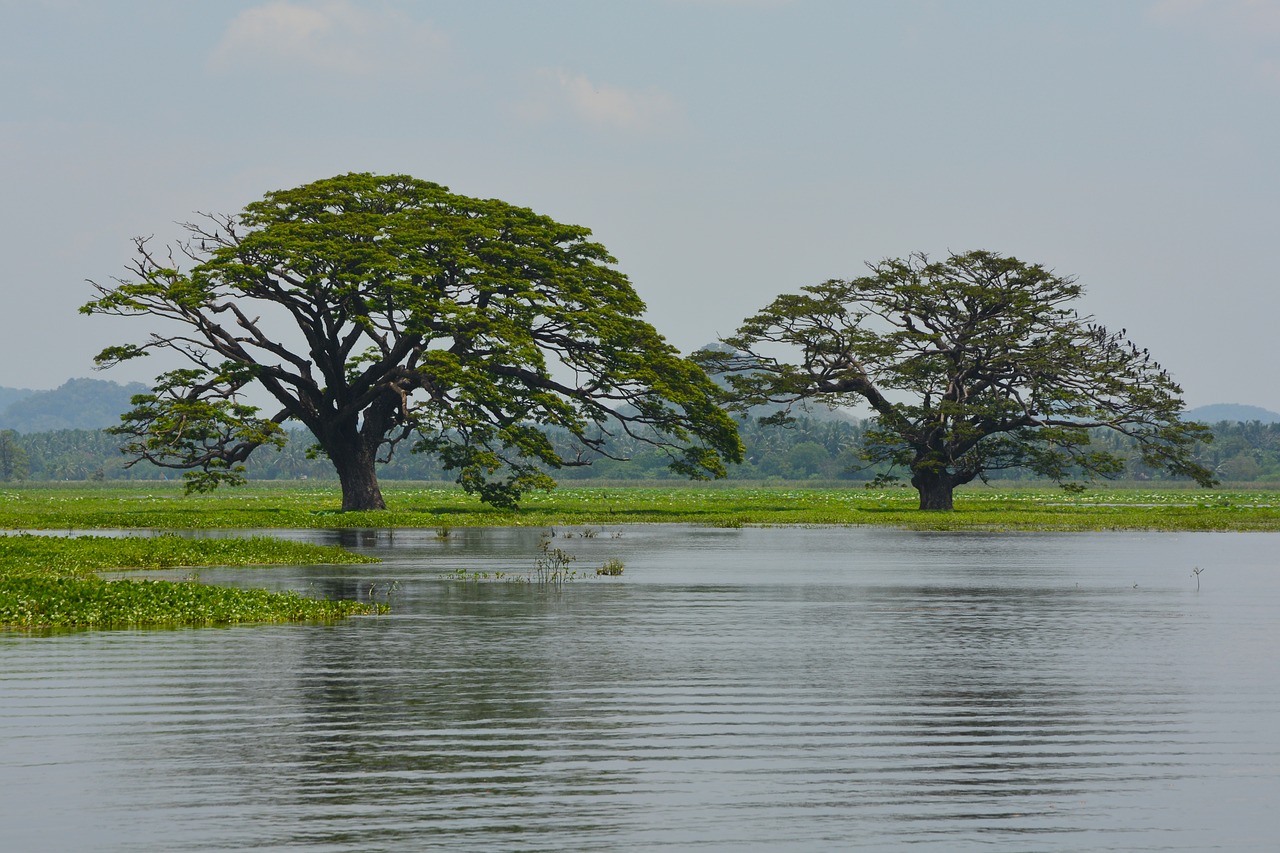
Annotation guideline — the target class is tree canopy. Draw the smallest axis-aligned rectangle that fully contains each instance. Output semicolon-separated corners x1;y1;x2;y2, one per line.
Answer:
83;173;742;510
0;430;28;481
697;250;1215;509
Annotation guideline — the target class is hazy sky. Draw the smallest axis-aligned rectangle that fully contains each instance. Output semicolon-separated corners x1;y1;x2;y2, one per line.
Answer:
3;0;1277;410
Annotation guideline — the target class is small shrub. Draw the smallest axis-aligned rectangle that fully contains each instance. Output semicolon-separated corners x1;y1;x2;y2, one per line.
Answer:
535;532;577;585
596;559;624;576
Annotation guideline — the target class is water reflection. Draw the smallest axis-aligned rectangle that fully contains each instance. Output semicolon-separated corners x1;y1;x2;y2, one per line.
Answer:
874;577;1190;808
2;527;1278;851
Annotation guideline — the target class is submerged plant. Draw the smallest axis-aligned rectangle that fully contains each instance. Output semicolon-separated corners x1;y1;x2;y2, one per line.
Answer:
365;580;401;603
535;532;577;585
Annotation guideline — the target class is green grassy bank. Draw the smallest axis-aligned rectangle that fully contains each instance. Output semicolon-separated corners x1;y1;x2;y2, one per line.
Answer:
0;533;382;630
5;482;1276;631
3;481;1280;531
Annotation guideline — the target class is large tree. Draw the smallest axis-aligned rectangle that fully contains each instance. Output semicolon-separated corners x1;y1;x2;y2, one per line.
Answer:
0;430;29;481
84;173;742;510
698;250;1214;509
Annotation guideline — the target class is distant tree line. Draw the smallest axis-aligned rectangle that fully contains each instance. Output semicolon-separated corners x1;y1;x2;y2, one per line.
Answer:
3;419;1280;485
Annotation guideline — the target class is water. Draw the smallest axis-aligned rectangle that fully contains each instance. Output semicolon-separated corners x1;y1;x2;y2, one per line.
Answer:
3;526;1278;851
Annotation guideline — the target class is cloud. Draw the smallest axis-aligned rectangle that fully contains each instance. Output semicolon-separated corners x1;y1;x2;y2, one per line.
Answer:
519;70;681;133
208;0;446;78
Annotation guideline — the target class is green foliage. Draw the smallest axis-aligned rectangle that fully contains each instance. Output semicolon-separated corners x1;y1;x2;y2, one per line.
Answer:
534;532;577;585
699;250;1215;508
0;533;381;629
10;415;1280;487
597;558;625;576
1180;420;1280;482
109;367;286;494
83;173;741;510
0;431;28;481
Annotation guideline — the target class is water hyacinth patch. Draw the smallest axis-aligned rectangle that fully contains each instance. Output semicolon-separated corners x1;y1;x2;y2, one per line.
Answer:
0;573;377;629
0;533;378;574
0;533;382;630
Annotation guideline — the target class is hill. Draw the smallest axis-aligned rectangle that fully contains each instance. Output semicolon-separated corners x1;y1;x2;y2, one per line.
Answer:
0;386;37;411
0;378;149;432
1185;403;1280;424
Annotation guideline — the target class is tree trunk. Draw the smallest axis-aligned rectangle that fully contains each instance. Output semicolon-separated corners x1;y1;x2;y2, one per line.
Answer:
911;468;956;511
331;445;387;512
915;480;955;511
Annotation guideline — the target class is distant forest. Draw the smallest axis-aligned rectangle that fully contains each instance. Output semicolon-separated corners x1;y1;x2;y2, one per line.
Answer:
4;417;1280;485
2;379;1279;485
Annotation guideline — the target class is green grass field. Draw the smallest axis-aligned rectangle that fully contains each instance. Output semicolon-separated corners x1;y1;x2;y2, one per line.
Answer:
3;480;1280;532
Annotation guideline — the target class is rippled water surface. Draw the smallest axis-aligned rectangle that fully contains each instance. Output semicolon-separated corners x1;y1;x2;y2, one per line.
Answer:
3;526;1279;851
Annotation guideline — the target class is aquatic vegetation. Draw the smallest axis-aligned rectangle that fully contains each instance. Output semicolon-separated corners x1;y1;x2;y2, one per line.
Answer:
596;559;625;576
446;568;499;584
0;533;378;574
442;531;630;585
533;533;577;585
0;533;382;630
0;573;378;630
2;481;1280;531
